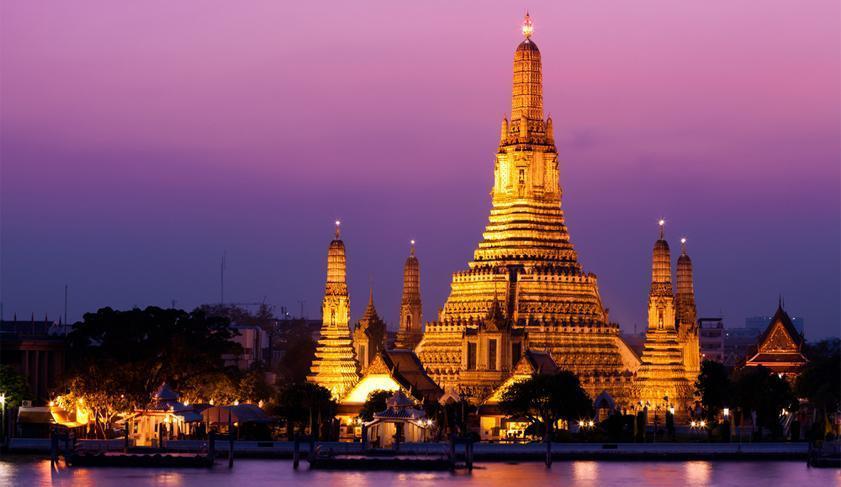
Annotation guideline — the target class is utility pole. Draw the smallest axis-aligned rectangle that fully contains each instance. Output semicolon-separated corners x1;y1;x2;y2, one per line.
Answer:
64;285;68;326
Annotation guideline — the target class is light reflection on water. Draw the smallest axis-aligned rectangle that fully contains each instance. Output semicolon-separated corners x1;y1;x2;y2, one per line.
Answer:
0;457;838;487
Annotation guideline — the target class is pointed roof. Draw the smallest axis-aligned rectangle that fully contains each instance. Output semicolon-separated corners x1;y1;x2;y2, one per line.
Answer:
757;303;803;350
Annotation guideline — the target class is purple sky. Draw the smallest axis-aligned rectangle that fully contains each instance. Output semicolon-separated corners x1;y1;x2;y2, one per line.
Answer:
2;1;839;339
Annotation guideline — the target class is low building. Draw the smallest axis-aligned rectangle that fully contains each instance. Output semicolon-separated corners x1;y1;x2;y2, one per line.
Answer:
226;323;269;370
364;390;432;448
478;350;559;442
128;383;203;447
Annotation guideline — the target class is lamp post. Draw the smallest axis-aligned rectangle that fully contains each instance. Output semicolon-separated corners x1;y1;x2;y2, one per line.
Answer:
723;407;731;443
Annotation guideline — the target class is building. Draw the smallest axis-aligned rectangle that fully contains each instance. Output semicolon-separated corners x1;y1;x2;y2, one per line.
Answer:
633;221;694;420
414;13;640;404
0;318;66;403
698;318;725;363
352;290;387;374
225;323;269;370
394;241;423;350
308;221;360;400
745;302;808;378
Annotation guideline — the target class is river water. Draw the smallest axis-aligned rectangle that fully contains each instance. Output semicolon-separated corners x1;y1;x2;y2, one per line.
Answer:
0;457;837;486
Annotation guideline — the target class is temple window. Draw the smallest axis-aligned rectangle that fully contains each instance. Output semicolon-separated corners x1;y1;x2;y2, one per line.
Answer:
518;169;525;184
488;339;498;370
467;342;477;370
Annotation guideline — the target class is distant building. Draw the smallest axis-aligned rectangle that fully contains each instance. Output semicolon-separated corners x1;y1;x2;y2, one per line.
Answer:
746;315;804;336
0;319;66;403
698;318;725;363
226;323;269;370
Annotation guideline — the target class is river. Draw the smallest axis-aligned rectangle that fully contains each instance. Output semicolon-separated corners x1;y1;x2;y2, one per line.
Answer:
0;457;837;486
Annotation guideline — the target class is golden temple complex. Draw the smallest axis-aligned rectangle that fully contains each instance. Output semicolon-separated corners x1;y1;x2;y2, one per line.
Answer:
309;14;702;425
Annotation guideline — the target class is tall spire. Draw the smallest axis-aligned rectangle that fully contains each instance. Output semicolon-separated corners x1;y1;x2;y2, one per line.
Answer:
335;219;341;239
676;237;696;326
395;239;423;350
511;13;543;123
309;222;359;399
652;219;672;287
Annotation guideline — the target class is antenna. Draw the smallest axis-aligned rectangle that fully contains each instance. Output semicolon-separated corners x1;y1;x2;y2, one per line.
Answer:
64;284;68;326
220;252;227;304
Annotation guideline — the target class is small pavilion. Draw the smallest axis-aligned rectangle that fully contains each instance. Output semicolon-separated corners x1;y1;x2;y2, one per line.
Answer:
364;390;431;448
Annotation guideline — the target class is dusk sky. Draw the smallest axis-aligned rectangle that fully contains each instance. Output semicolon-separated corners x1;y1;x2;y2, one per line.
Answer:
1;1;839;339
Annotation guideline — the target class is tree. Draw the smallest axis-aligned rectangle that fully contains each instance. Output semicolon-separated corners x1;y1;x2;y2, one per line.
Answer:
359;390;392;421
0;365;30;408
696;360;733;424
64;306;244;435
796;339;840;439
733;365;797;439
499;371;593;441
276;382;336;440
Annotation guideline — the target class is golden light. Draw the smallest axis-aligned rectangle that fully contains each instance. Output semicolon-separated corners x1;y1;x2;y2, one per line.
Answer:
588;420;594;427
410;239;415;245
183;400;190;406
658;219;665;226
233;400;239;406
343;375;401;403
681;237;686;244
258;400;264;408
521;12;534;38
690;420;697;427
209;399;214;406
578;420;585;427
49;401;55;407
723;408;729;418
669;407;675;415
699;420;706;428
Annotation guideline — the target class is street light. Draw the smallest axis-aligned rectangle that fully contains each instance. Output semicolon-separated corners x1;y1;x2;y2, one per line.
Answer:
0;394;5;443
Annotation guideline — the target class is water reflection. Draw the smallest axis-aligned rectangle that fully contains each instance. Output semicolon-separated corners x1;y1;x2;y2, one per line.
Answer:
684;461;711;486
0;458;836;486
572;460;598;485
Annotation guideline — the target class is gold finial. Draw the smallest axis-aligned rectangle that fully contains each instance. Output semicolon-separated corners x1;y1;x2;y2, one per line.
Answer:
680;237;687;255
522;11;534;39
658;219;665;240
335;219;341;239
410;239;416;256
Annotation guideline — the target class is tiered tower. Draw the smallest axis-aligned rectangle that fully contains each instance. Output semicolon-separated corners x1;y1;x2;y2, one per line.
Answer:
394;240;423;350
676;238;700;381
415;14;636;400
309;221;360;399
353;289;387;374
634;221;693;418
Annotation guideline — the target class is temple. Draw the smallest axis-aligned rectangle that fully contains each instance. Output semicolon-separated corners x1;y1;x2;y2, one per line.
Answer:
633;221;694;419
745;301;808;378
308;15;706;427
414;12;639;402
308;221;360;400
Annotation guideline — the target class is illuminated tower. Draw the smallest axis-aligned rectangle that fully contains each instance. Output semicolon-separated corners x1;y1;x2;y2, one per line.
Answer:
634;220;692;420
415;14;638;400
309;221;360;399
394;240;423;350
353;288;387;374
676;238;700;381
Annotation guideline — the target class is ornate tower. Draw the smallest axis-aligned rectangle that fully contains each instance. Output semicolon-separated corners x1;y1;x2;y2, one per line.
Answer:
676;238;700;381
309;221;360;399
394;240;423;350
353;289;387;374
634;221;692;419
415;14;636;401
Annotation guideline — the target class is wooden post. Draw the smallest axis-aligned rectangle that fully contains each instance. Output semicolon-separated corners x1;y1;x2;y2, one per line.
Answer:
124;419;130;453
293;436;300;470
466;439;473;472
50;426;57;467
209;432;216;463
545;420;552;468
227;411;234;469
448;436;455;472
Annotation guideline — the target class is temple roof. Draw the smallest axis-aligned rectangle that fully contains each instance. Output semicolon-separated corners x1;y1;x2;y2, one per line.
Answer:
382;350;443;402
757;304;803;350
